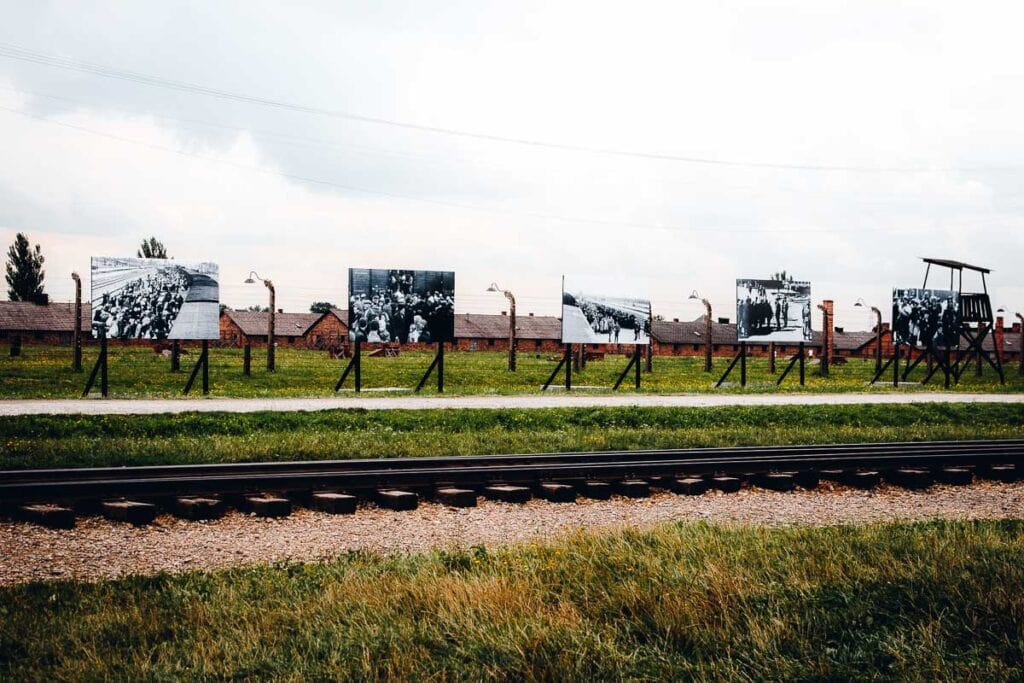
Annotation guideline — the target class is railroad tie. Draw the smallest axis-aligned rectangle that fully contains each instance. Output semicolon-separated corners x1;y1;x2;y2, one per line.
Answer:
842;471;881;489
174;497;225;521
483;485;532;504
670;477;708;496
538;483;577;503
101;500;158;525
376;490;419;511
753;472;796;492
19;503;75;529
935;467;973;486
434;488;478;508
615;480;651;498
708;476;742;493
310;492;358;514
576;481;612;500
886;468;933;490
245;495;292;518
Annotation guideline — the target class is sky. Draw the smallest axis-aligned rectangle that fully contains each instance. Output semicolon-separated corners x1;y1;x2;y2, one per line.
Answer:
0;1;1022;330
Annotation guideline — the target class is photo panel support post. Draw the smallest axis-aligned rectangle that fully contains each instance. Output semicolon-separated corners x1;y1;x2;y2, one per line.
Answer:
542;344;572;391
901;344;951;387
334;340;361;392
183;340;210;395
415;341;445;393
612;346;642;391
243;343;251;376
715;342;747;388
869;344;900;386
170;340;180;372
776;342;806;386
951;324;1005;384
82;328;108;397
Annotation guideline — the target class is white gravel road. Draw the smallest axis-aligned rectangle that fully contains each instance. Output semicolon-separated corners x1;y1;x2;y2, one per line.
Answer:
1;392;1022;415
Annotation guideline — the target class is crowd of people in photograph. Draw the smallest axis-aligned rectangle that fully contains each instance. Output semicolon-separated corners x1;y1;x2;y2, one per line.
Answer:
736;281;811;340
91;268;189;339
893;290;960;348
566;294;650;343
349;271;454;344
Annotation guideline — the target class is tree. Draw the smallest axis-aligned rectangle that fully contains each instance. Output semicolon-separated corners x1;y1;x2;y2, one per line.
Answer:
138;237;169;259
6;233;47;303
309;301;336;314
246;305;269;312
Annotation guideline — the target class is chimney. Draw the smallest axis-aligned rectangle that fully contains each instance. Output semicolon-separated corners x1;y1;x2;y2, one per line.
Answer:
278;308;283;313
717;317;730;324
500;311;507;316
529;312;534;317
673;318;679;323
994;316;1005;362
822;300;834;366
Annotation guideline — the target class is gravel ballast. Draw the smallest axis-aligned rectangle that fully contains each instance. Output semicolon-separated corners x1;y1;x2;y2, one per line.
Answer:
2;481;1022;586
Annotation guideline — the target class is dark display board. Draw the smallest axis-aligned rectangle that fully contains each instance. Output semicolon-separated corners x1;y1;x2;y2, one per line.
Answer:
348;268;455;343
90;256;220;340
561;275;651;345
892;288;961;348
736;277;812;343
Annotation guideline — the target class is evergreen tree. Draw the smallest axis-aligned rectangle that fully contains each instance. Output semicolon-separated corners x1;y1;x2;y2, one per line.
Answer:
5;233;47;303
309;301;336;314
138;237;169;259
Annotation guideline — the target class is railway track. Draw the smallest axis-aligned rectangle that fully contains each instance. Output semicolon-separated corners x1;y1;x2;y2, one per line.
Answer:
2;439;1022;528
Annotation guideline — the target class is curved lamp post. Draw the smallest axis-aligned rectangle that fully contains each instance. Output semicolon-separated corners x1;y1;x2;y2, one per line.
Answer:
245;271;275;371
688;290;713;372
486;283;516;371
71;271;82;372
855;298;883;374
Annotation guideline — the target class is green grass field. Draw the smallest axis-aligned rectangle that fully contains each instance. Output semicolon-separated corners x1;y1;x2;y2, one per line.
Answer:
2;519;1022;680
1;345;1020;398
3;403;1022;470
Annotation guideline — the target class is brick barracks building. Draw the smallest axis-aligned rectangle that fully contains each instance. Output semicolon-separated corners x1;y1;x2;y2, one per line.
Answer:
1;301;1019;363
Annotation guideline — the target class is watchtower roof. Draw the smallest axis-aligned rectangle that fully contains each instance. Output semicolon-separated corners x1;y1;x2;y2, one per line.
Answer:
921;257;991;274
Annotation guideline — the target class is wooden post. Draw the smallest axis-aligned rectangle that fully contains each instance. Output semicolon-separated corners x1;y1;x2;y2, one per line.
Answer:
267;283;276;372
171;340;180;372
10;335;21;357
437;341;444;393
740;342;747;386
243;343;251;376
768;342;776;374
72;272;82;372
100;332;108;397
202;340;209;394
799;342;805;385
565;344;572;390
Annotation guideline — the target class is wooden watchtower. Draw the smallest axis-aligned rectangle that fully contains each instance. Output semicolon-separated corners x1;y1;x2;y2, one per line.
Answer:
920;257;1004;384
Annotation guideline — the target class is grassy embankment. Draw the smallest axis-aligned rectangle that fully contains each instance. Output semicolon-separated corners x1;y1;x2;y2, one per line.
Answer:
1;345;1021;398
2;403;1023;470
1;519;1022;680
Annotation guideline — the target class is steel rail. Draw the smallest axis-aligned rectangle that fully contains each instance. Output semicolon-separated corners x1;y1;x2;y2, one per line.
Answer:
1;439;1021;504
4;439;1022;484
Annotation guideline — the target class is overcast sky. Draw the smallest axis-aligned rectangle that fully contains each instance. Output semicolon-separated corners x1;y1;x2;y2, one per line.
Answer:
1;1;1022;328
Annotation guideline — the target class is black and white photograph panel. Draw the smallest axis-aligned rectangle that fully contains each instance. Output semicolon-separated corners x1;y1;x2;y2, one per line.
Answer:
348;268;456;344
90;256;220;340
561;275;651;345
736;275;812;343
892;288;961;348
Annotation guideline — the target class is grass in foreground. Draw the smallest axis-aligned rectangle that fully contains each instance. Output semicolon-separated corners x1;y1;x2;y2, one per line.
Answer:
2;345;1021;398
1;402;1022;470
1;520;1022;680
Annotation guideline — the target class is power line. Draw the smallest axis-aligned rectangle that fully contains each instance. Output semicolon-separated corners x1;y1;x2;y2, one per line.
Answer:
1;41;1014;174
0;103;928;236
